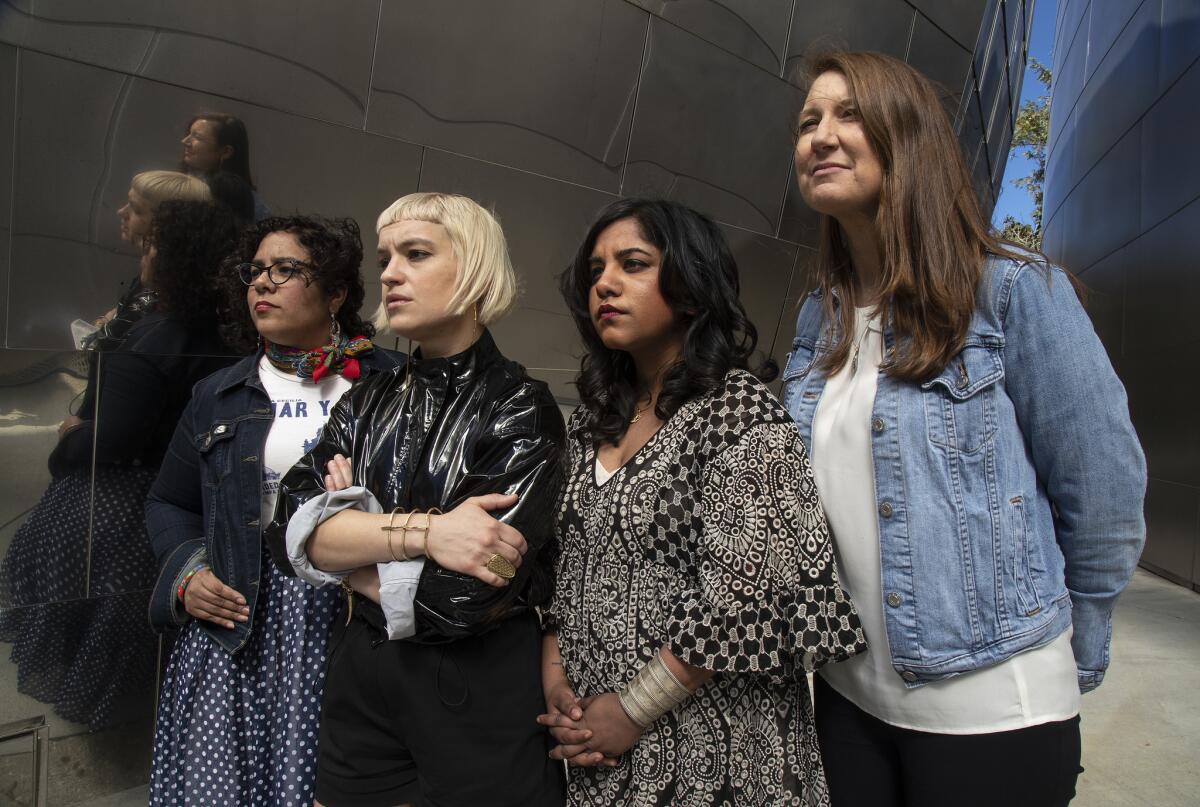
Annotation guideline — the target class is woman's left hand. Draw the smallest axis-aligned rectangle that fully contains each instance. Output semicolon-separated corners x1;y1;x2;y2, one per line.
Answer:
552;693;641;761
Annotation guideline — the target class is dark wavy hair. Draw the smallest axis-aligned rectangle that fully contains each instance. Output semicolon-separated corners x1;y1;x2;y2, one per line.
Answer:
217;215;375;352
560;198;776;445
146;200;237;328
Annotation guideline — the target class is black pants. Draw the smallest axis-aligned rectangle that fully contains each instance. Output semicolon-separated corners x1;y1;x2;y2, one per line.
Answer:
814;674;1082;807
315;603;565;807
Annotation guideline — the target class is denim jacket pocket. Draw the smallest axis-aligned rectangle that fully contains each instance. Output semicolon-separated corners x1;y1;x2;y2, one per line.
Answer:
1007;495;1044;617
921;344;1004;454
195;419;240;484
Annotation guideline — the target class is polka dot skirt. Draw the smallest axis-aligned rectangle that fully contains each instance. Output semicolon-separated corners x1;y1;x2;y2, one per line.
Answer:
0;466;160;731
149;544;339;806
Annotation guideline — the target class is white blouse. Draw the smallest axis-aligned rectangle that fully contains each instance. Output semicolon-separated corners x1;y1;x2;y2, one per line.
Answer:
810;307;1080;734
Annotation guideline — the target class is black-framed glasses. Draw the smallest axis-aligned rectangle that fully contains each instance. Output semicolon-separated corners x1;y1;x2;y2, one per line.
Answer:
236;259;314;286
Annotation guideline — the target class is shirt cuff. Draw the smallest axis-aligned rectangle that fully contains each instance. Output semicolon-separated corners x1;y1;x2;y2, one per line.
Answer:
285;486;383;586
377;558;426;640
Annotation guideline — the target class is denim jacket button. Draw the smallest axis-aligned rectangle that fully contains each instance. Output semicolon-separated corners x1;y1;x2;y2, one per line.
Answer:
872;417;885;433
886;592;902;608
901;670;918;683
878;502;894;518
214;424;227;434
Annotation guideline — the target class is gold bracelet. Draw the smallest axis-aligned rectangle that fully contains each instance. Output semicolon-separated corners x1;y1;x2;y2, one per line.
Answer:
398;511;420;562
404;508;442;560
381;507;409;562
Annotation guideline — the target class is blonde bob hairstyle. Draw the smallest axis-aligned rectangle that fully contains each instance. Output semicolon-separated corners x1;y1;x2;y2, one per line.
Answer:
375;192;517;326
130;170;211;209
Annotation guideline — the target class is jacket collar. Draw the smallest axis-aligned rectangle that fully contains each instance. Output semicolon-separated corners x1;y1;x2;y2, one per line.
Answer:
406;328;500;388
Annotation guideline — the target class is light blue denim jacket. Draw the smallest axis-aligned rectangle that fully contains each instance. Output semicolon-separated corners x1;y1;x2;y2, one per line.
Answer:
782;255;1146;693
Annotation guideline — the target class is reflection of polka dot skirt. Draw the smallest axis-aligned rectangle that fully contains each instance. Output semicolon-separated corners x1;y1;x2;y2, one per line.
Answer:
149;544;338;806
0;466;159;731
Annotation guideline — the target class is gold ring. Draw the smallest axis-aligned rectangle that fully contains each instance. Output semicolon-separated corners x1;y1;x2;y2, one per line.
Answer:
485;553;516;579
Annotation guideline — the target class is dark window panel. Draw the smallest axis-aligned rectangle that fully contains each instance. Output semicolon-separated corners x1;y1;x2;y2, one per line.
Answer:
1122;195;1200;356
1053;123;1142;276
1069;0;1159;193
1140;59;1200;232
1160;0;1200;94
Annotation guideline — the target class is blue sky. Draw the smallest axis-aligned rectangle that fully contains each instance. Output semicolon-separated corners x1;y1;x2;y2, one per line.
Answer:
990;0;1056;227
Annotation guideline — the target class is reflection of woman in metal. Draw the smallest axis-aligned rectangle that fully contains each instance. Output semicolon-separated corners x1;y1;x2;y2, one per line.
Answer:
78;170;211;350
0;200;237;730
180;112;270;221
145;215;400;806
272;192;566;807
540;198;865;806
784;52;1144;807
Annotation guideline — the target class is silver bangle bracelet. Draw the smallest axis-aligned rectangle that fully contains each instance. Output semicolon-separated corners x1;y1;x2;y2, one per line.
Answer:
617;654;692;729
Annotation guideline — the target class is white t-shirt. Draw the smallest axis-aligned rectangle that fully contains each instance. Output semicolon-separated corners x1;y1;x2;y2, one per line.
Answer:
258;356;353;525
810;306;1080;734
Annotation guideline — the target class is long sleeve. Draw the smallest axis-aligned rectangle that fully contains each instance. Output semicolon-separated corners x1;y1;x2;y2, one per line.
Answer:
145;388;207;630
666;421;866;682
1001;262;1147;691
410;382;566;642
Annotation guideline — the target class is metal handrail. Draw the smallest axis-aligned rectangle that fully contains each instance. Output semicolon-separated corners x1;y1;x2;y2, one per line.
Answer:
0;714;49;807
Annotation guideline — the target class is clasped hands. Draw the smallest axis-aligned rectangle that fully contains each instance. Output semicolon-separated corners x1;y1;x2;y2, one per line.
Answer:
537;680;640;767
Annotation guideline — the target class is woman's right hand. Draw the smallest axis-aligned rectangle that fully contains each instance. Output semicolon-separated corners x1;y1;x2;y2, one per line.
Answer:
324;454;353;492
183;568;249;629
424;494;527;587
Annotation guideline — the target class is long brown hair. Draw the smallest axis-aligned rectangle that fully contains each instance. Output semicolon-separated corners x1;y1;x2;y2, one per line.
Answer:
798;51;1026;382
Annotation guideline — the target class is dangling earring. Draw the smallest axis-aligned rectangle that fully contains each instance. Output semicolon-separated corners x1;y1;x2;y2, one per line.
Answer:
328;311;342;345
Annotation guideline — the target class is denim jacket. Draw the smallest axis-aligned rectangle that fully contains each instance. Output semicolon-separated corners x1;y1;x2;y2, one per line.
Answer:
145;346;403;653
782;255;1146;692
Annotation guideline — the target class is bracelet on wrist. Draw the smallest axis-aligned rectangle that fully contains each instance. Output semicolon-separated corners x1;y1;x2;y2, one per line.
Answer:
176;563;208;602
617;653;691;729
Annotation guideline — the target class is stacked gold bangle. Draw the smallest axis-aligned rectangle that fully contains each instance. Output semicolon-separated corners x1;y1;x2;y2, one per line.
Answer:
617;654;691;729
380;508;442;562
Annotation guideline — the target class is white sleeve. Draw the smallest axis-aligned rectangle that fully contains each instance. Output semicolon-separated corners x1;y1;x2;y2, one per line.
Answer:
376;558;427;640
285;486;383;586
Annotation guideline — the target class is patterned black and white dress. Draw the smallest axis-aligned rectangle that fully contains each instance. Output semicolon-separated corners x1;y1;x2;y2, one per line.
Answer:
548;370;867;807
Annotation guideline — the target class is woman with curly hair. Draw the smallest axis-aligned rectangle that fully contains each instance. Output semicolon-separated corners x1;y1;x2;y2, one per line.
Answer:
0;200;237;730
145;214;402;805
538;198;866;805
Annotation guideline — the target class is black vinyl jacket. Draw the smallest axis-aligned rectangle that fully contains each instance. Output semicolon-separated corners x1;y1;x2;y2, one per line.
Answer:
265;329;566;643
